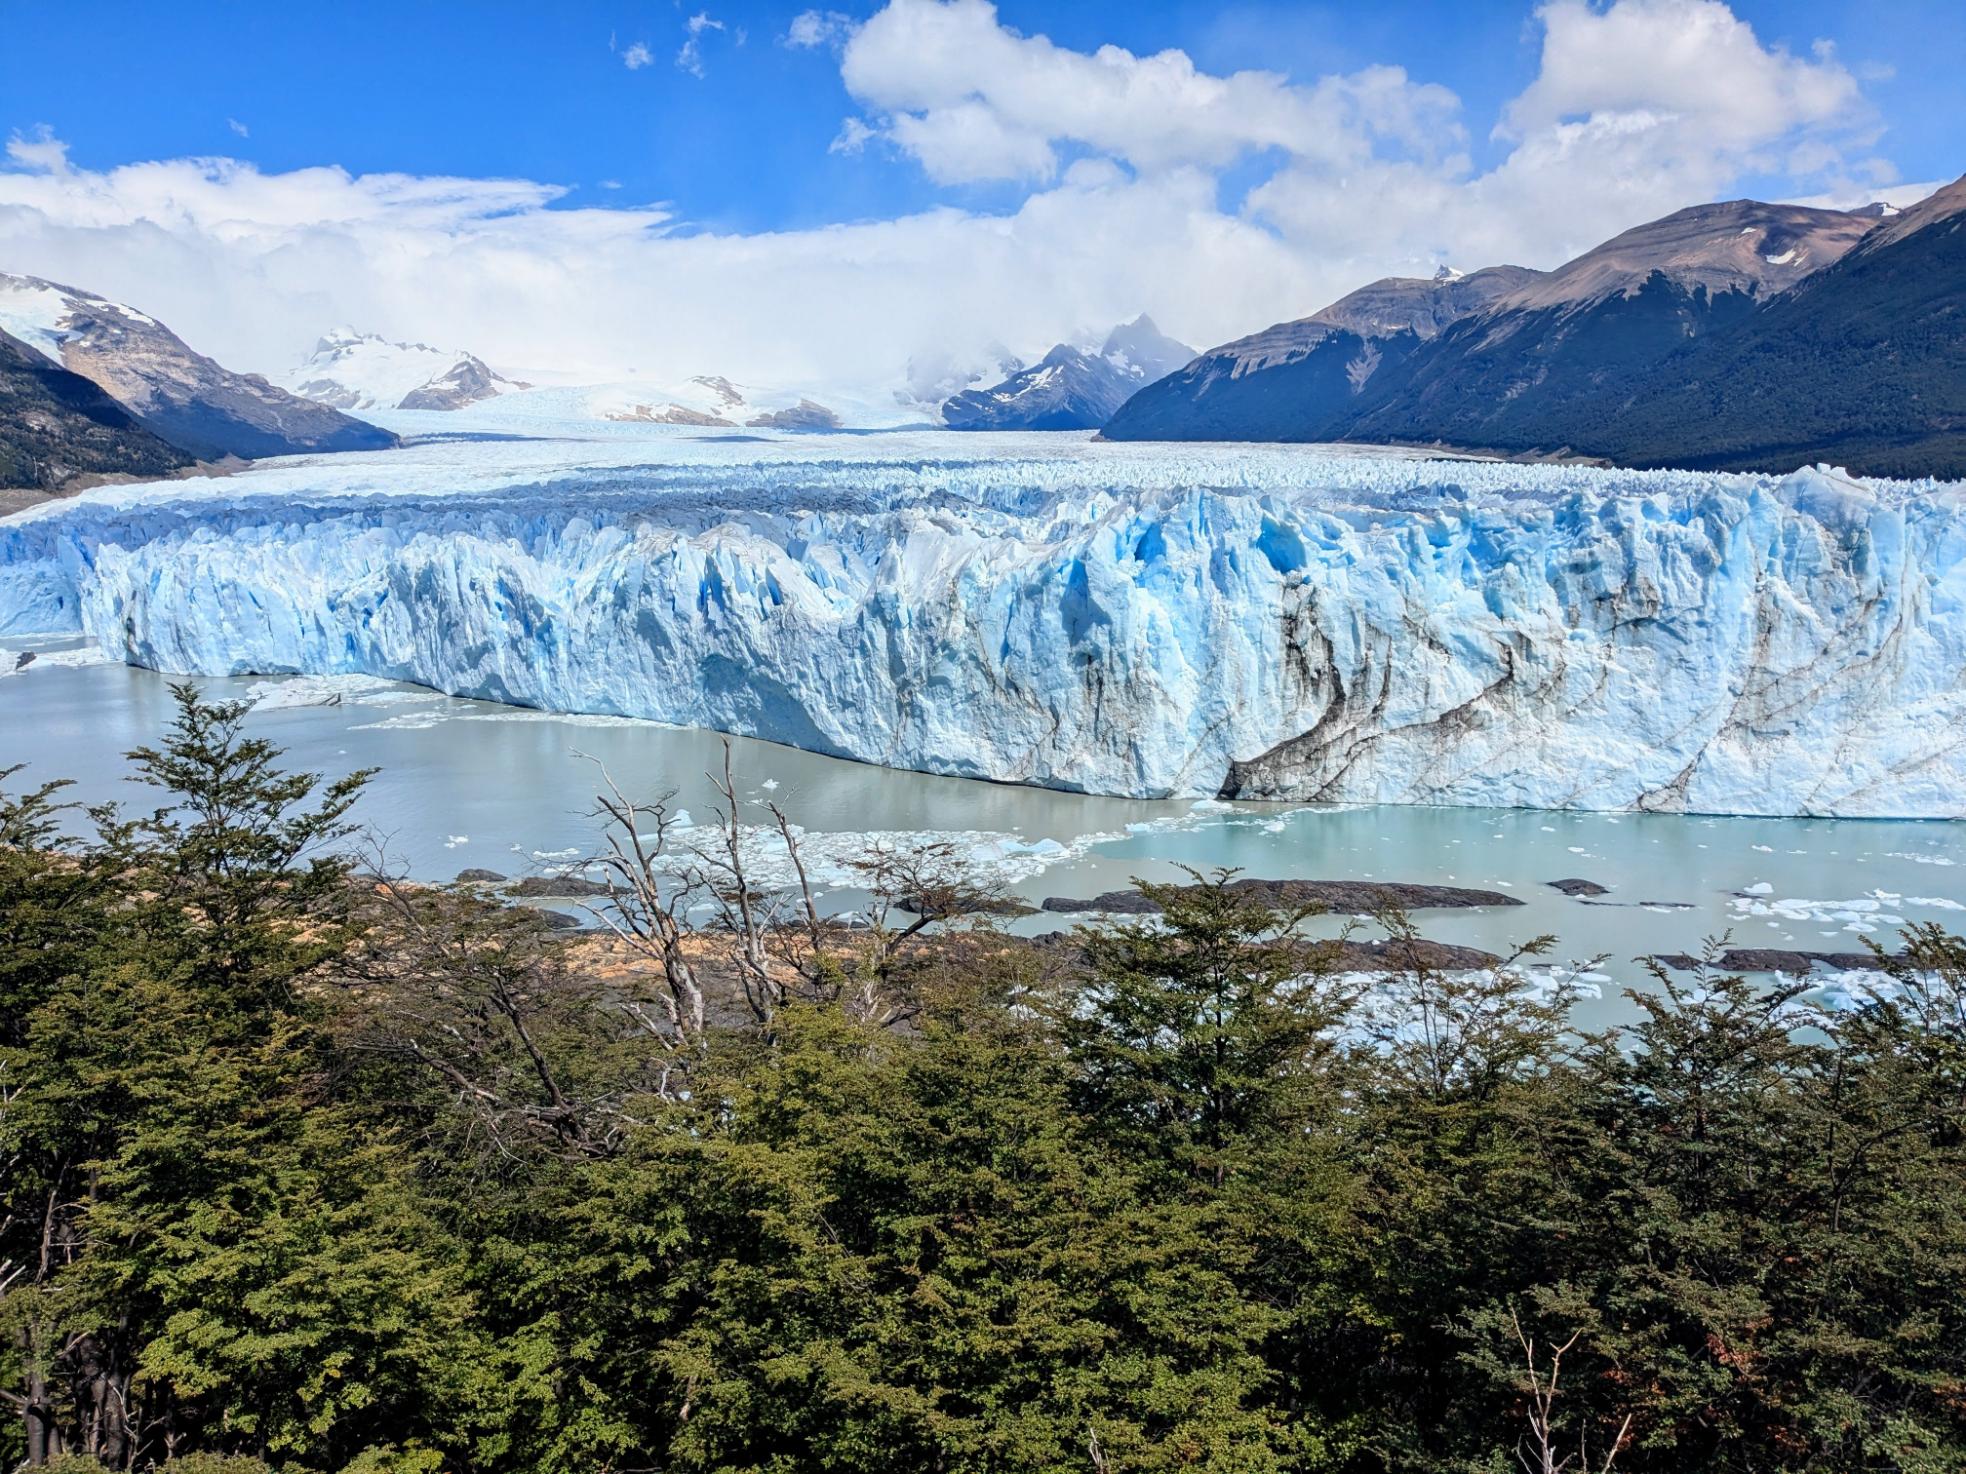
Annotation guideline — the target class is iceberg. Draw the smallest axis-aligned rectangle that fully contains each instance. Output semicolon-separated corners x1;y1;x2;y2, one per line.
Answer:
2;428;1962;818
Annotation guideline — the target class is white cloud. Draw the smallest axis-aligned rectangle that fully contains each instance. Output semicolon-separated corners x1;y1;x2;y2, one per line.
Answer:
1240;0;1880;278
227;117;251;139
0;140;1314;394
838;0;1463;182
622;41;653;70
677;12;726;77
6;128;70;175
1503;0;1863;150
784;10;853;50
829;117;876;156
0;0;1909;401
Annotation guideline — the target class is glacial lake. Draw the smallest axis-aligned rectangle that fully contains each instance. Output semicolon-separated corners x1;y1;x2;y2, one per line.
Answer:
4;633;1959;1027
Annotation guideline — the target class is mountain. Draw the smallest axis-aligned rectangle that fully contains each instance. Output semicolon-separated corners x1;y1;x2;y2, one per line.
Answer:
0;327;193;493
0;275;397;461
594;374;845;430
283;329;528;412
1335;200;1883;453
942;316;1194;430
1542;176;1966;478
1108;201;1885;452
1103;267;1537;441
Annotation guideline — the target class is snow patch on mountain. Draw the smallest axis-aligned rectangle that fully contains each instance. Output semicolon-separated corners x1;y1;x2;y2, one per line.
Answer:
282;329;526;412
423;377;932;432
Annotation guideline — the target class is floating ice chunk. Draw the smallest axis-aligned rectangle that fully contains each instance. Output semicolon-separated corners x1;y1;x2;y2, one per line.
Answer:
0;644;114;676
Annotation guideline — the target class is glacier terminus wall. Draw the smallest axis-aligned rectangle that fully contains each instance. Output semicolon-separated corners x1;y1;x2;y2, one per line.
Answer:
2;432;1961;818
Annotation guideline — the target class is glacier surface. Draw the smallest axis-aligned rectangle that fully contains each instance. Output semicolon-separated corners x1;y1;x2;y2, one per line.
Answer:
2;426;1963;818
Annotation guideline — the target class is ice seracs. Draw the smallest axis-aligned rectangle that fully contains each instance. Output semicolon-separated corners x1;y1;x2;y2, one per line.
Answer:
2;431;1961;820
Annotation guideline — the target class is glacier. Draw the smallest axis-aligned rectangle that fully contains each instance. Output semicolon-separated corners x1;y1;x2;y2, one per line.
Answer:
2;425;1963;818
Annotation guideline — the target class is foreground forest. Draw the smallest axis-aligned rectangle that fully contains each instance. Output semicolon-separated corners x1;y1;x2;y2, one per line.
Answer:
3;688;1964;1474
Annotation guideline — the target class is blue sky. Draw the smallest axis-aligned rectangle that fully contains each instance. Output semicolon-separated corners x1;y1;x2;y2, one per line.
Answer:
6;0;1957;232
1;1;1957;387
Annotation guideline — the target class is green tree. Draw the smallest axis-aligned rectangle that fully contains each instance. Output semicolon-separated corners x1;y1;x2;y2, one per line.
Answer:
1;686;475;1470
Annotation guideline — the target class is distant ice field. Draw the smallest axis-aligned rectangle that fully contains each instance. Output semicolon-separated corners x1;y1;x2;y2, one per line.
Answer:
3;423;1964;818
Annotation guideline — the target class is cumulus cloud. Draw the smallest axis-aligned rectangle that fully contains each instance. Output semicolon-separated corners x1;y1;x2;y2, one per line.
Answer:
621;41;653;70
838;0;1463;183
0;0;1909;397
1240;0;1882;279
1503;0;1863;148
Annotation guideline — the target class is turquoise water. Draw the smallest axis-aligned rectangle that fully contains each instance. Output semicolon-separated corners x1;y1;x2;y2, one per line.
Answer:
3;640;1958;1026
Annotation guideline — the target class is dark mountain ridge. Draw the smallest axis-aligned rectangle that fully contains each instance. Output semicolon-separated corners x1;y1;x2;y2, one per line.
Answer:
1103;267;1537;441
0;327;194;494
1104;184;1966;479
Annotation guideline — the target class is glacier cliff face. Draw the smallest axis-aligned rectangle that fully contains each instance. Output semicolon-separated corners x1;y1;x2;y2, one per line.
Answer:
2;432;1962;817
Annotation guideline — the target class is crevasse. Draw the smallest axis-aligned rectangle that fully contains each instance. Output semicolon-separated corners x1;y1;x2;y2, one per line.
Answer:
2;436;1961;818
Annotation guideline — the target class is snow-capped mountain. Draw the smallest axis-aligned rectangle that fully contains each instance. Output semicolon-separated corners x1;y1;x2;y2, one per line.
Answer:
282;329;527;412
588;374;859;430
0;275;397;461
942;316;1195;431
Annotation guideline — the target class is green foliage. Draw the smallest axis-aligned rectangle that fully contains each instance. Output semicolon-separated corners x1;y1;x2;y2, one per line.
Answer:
4;700;1966;1472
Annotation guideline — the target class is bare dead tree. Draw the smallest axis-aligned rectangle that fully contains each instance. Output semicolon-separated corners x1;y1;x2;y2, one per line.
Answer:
838;838;1014;1027
1511;1306;1630;1474
1363;905;1592;1105
337;871;640;1157
579;755;711;1052
685;741;803;1029
583;740;1012;1038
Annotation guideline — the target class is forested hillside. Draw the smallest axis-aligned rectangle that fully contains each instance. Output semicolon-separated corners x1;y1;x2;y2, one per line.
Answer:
1554;188;1966;477
4;690;1964;1473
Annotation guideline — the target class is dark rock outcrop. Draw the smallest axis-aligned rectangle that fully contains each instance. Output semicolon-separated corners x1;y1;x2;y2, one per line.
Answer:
505;874;610;898
1655;948;1897;975
745;399;844;431
399;355;524;411
1547;878;1611;897
1041;878;1524;915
